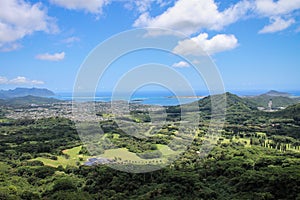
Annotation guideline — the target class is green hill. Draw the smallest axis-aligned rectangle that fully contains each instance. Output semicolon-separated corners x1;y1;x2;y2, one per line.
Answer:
0;95;61;107
272;103;300;119
167;92;258;115
199;92;257;113
245;94;299;109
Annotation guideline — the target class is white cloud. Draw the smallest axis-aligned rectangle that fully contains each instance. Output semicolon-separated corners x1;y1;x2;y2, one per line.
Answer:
30;80;45;85
173;33;238;56
133;0;154;13
255;0;300;16
62;36;80;44
0;43;22;52
35;52;65;61
0;77;8;84
254;0;300;33
124;0;173;13
259;17;295;33
133;0;251;35
49;0;110;14
172;61;190;68
133;0;300;35
0;76;44;85
0;0;58;51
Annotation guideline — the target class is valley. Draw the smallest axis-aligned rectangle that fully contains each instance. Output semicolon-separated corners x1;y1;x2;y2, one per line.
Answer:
0;92;299;199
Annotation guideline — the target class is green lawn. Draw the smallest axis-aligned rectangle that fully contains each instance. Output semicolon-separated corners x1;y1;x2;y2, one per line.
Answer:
32;146;89;168
99;145;177;164
100;148;143;161
156;144;177;156
32;143;179;168
0;119;9;123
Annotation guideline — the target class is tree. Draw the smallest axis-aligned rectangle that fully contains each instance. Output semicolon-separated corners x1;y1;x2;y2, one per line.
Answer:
52;177;77;192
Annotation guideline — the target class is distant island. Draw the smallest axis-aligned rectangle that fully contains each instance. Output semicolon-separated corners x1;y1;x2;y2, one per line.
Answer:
0;87;55;99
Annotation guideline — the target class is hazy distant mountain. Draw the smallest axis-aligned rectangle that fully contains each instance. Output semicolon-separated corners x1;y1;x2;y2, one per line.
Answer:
0;87;55;99
262;90;291;97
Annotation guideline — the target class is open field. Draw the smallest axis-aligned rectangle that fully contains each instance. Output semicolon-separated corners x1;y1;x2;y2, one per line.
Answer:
99;144;178;164
32;146;89;168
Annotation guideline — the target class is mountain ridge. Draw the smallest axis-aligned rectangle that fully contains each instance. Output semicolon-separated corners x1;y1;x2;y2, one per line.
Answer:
244;90;299;109
262;90;291;97
0;87;55;99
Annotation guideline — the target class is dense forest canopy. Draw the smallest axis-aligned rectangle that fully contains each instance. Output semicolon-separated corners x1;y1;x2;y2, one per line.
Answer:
0;93;299;199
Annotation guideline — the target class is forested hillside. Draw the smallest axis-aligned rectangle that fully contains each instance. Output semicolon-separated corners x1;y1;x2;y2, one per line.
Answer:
0;93;299;199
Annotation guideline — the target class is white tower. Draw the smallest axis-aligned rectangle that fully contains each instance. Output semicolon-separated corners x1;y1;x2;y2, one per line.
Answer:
268;99;272;110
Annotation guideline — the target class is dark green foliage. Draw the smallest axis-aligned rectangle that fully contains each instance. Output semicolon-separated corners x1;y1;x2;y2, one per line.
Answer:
48;191;93;200
0;117;80;156
0;109;4;118
0;95;60;107
130;110;151;122
34;166;56;178
20;191;40;200
0;93;300;199
137;150;162;159
52;177;77;192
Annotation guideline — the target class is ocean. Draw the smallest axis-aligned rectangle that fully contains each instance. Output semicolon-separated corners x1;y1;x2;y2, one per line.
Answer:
54;90;300;106
55;91;205;106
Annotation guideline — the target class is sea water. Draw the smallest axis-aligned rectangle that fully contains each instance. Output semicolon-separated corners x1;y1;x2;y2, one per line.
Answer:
54;90;300;106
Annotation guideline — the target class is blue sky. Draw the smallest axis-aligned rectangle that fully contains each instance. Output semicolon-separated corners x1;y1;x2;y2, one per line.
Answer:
0;0;300;93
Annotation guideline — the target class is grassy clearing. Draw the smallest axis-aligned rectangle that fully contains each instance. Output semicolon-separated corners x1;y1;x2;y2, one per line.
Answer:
62;146;82;157
32;146;89;168
100;145;177;164
0;119;9;123
157;144;177;156
101;148;142;161
113;134;120;139
33;143;179;167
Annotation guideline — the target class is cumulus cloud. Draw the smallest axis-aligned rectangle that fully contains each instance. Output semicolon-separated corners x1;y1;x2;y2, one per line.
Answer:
133;0;300;35
172;61;190;68
133;0;251;35
254;0;300;33
35;52;65;61
259;17;295;33
0;0;58;51
0;76;44;85
49;0;110;14
173;33;238;56
255;0;300;16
